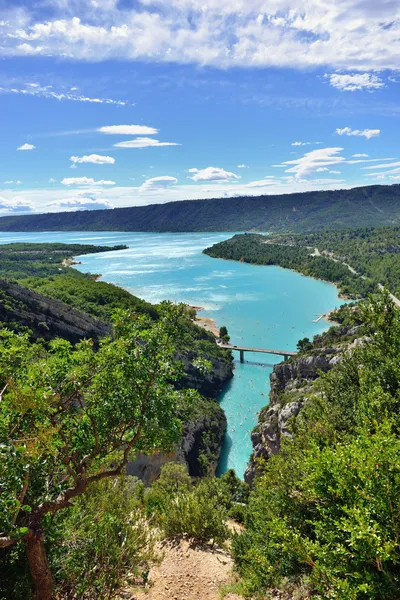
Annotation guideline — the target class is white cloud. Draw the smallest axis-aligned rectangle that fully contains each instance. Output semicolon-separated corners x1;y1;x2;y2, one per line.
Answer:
48;178;57;183
0;83;128;106
347;157;395;164
362;161;400;171
4;180;14;184
326;73;385;92
113;137;180;149
246;178;276;188
352;153;369;158
237;164;248;168
98;125;158;135
139;176;178;192
0;196;34;214
281;147;345;178
17;143;35;150
3;3;400;71
189;167;241;182
61;177;116;186
70;154;115;165
336;127;380;139
292;141;321;146
46;197;113;211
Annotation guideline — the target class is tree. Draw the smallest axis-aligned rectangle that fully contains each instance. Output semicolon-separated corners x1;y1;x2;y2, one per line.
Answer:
0;304;192;600
219;326;230;342
296;337;312;352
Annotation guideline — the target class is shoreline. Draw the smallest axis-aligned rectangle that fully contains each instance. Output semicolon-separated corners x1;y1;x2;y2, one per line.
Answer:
188;305;220;337
204;254;355;303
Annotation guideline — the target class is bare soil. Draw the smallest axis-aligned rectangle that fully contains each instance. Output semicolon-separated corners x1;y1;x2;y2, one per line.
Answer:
119;537;244;600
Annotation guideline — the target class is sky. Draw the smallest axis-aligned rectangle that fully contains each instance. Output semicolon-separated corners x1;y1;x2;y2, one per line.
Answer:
0;0;399;215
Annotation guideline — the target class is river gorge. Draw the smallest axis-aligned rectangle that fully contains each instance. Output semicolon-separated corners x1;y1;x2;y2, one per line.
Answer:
0;231;345;477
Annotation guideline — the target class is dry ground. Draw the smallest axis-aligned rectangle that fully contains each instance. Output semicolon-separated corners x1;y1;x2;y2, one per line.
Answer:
119;537;244;600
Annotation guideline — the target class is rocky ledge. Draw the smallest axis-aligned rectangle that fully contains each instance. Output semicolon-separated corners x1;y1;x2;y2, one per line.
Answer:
243;324;368;485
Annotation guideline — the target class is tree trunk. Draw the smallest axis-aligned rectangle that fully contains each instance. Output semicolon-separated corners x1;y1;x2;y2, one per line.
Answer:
24;524;53;600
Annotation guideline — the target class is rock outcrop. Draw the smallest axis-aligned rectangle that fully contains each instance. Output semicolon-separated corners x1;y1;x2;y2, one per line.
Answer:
127;401;227;484
0;278;111;344
244;348;343;485
177;352;233;398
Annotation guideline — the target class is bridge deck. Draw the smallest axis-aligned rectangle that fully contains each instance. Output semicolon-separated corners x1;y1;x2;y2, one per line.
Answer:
218;343;297;357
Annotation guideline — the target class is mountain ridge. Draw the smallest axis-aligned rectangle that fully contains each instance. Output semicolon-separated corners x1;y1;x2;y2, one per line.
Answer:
1;183;400;232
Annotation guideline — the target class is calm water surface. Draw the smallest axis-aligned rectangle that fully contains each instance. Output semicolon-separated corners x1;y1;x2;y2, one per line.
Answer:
0;231;345;477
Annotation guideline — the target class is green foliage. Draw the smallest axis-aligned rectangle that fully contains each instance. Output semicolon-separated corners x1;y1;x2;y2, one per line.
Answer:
0;304;196;598
204;233;375;298
205;227;400;300
296;337;313;352
144;464;241;546
0;243;126;279
21;271;158;321
49;477;155;600
233;293;400;599
0;184;400;233
161;477;229;545
219;325;230;342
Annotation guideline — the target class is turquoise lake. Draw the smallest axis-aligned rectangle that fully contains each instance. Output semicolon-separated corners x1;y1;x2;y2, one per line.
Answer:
0;231;345;478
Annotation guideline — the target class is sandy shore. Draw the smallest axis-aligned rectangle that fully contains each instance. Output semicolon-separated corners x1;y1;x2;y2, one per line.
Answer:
189;305;220;337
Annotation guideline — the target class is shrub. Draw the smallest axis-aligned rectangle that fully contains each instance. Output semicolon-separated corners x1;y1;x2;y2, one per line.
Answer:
49;477;156;600
162;478;229;545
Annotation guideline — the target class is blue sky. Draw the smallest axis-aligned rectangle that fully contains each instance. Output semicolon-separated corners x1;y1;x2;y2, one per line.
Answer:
0;0;399;215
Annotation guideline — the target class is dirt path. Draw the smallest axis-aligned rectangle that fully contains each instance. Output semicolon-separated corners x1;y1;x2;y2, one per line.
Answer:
120;538;244;600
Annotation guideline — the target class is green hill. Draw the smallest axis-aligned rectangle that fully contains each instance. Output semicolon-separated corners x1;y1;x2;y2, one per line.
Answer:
0;184;400;232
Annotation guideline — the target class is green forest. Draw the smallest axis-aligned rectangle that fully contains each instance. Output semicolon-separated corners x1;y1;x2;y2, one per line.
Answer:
0;184;399;233
204;226;400;299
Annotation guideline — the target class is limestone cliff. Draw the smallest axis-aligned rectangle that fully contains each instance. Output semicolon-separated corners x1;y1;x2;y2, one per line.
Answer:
0;278;111;344
244;323;365;485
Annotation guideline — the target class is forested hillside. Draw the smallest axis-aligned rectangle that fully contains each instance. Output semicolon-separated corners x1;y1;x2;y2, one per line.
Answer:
0;184;400;233
204;226;400;299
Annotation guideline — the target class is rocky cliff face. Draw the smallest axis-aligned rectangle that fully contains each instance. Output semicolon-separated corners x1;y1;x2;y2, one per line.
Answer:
177;352;233;398
0;278;111;344
244;323;368;485
128;400;226;485
244;348;343;485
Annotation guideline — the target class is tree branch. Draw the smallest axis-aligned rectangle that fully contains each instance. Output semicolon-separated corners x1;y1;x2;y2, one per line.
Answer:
37;428;142;517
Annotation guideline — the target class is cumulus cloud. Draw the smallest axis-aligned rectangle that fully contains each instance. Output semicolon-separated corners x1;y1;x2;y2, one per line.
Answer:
2;3;399;71
189;167;241;182
326;73;385;92
336;127;380;139
281;147;345;178
70;154;115;165
17;143;35;150
139;176;178;192
237;164;248;168
114;137;179;149
61;177;115;186
0;196;34;213
98;125;158;135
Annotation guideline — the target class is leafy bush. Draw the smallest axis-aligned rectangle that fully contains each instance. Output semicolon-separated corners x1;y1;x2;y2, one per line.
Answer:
145;464;231;546
162;478;229;545
49;477;156;600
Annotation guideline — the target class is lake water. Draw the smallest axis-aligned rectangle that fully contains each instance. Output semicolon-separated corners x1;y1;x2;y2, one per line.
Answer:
0;231;345;477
